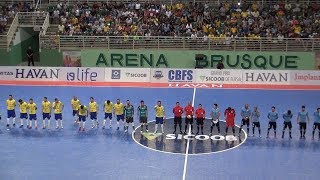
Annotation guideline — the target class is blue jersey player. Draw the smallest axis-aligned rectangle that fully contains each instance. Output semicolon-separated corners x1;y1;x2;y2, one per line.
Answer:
251;107;261;138
267;106;278;139
240;104;252;136
312;108;320;140
282;110;293;139
297;105;310;139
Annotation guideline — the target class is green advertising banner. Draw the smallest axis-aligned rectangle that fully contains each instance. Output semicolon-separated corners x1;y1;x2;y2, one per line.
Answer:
81;49;315;70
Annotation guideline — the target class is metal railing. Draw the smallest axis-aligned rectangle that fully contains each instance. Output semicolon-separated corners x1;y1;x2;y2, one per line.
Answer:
0;13;19;51
47;0;319;5
0;0;35;4
41;12;49;35
18;12;48;28
39;35;320;52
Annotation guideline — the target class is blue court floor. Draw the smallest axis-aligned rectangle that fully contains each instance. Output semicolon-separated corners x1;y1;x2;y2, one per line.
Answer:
0;85;319;180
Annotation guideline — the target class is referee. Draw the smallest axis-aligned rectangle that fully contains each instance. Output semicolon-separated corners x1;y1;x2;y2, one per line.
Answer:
172;102;183;134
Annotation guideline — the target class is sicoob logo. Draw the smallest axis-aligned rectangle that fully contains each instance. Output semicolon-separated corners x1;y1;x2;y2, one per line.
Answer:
111;70;120;79
132;118;247;155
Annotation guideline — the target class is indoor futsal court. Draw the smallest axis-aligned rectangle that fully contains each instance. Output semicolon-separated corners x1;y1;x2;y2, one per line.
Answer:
0;84;319;180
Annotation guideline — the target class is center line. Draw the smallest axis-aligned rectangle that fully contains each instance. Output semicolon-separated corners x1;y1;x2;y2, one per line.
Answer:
182;87;196;180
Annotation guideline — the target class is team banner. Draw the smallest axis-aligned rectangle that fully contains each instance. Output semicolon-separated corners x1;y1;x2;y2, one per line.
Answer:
290;71;320;85
150;68;196;83
196;69;242;84
105;68;150;82
0;66;319;89
242;70;291;85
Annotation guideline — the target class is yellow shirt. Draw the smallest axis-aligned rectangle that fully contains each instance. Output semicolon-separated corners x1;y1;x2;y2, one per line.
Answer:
42;101;51;113
6;99;16;110
104;102;113;113
19;102;28;113
28;103;37;114
155;105;165;117
71;99;80;110
78;105;87;116
89;102;98;112
53;101;63;114
114;103;124;115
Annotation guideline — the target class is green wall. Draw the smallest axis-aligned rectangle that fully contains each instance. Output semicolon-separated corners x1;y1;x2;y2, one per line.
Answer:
39;49;63;66
81;49;316;70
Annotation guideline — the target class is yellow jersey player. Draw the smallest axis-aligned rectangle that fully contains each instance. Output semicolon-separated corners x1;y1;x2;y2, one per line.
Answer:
113;99;124;131
89;97;99;128
18;99;28;128
52;98;64;129
42;97;51;129
154;100;166;134
71;96;80;124
78;104;88;132
6;95;16;129
103;100;113;129
27;98;37;129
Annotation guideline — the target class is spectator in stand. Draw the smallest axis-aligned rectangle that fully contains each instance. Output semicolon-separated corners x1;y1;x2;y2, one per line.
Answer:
217;60;225;70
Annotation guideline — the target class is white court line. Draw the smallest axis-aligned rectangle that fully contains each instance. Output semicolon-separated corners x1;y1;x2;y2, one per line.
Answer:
182;87;196;180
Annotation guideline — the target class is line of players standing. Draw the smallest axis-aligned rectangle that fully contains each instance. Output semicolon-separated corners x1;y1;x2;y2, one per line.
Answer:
2;95;320;139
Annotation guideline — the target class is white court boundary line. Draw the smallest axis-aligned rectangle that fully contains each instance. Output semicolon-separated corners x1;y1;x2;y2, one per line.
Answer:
182;87;196;180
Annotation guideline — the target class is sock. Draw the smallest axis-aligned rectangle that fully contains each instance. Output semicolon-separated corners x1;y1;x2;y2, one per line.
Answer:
210;126;213;133
56;120;59;127
141;124;144;131
48;120;51;128
247;127;249;134
232;128;235;135
146;124;148;130
225;127;228;134
26;119;29;126
191;125;193;132
103;119;106;126
13;118;16;124
20;119;23;125
258;129;261;135
109;120;112;126
83;122;86;128
252;127;255;135
43;120;46;127
300;130;302;137
29;120;32;127
35;121;38;127
132;123;135;130
313;130;315;137
201;126;203;133
155;124;158;132
60;120;63;127
289;130;292;137
217;125;220;133
174;124;177;132
179;124;182;131
303;130;306;136
282;131;285;137
117;121;119;127
74;116;77;122
318;131;320;138
239;125;243;133
7;118;9;125
92;120;95;127
161;124;164;132
197;126;199;133
185;125;187;132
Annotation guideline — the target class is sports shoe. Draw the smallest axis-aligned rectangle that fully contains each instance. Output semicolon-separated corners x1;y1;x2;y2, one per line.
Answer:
42;126;46;129
209;133;212;136
146;129;149;132
109;125;112;128
102;126;105;129
61;126;63;129
173;131;176;134
19;125;23;128
35;126;38;130
6;124;9;128
79;127;81;131
13;123;16;127
140;130;143;133
117;127;119;130
56;126;59;129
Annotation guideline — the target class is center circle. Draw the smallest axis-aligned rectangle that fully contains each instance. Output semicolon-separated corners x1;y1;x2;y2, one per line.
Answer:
132;118;247;155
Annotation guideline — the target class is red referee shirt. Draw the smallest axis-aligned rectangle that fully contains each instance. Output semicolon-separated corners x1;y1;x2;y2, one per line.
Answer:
196;108;205;118
184;105;194;116
173;106;183;117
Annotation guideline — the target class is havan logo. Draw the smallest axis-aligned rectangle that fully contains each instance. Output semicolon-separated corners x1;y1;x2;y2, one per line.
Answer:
15;68;60;79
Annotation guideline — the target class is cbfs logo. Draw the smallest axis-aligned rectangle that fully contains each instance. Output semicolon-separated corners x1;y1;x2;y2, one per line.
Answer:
168;70;193;82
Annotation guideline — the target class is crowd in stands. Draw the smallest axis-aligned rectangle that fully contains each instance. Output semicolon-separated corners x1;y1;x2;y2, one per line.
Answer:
48;1;320;40
0;2;34;34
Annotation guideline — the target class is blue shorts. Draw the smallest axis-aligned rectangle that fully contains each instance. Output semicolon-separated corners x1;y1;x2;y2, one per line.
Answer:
29;114;37;120
54;113;62;120
79;115;86;122
43;113;51;120
90;112;97;120
105;113;112;120
156;117;164;124
7;110;16;118
116;114;124;121
20;113;28;119
72;110;78;116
